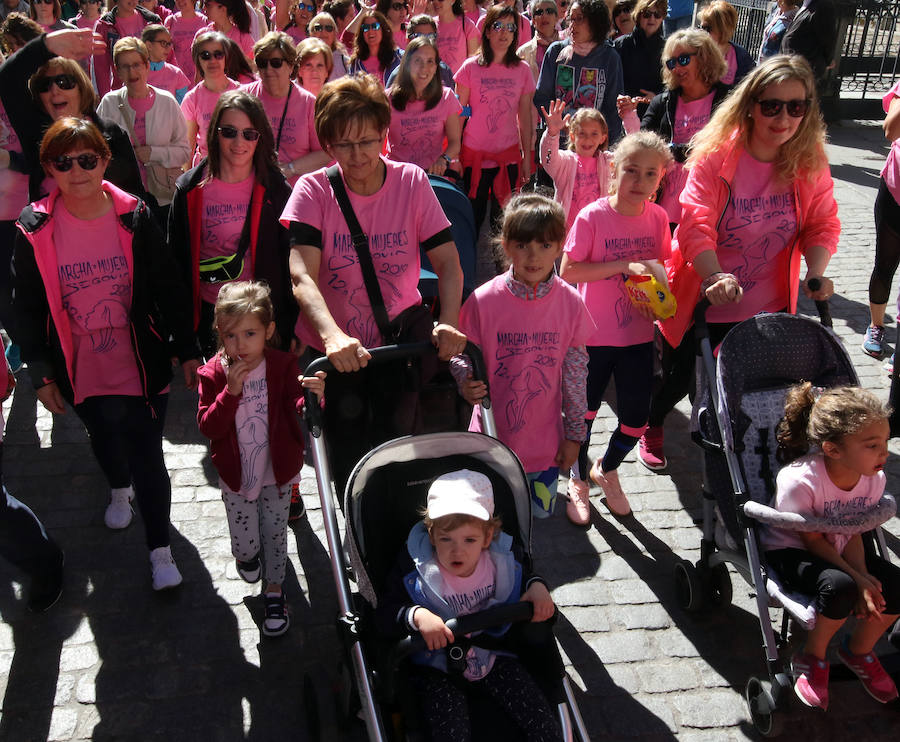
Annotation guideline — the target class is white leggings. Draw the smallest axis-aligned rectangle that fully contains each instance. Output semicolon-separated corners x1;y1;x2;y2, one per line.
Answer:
222;484;291;584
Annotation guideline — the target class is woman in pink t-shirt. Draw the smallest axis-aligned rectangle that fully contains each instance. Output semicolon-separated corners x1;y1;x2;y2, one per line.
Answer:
696;0;754;87
375;0;409;50
164;0;208;80
639;55;839;473
281;0;314;44
308;11;351;80
72;0;102;77
387;35;462;176
28;0;76;32
199;0;255;68
432;0;478;74
455;3;534;234
348;9;402;86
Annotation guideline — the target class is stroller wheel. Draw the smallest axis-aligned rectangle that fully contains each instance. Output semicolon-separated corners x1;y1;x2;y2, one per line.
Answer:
673;559;704;612
706;563;733;609
744;675;785;738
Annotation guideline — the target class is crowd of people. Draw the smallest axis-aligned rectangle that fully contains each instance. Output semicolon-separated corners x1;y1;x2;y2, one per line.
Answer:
2;0;897;733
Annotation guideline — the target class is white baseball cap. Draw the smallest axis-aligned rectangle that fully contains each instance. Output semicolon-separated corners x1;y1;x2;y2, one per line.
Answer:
426;469;495;521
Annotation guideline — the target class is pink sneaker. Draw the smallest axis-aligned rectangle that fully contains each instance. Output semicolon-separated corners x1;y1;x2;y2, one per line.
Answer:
589;460;631;516
837;643;899;704
565;478;591;525
638;426;667;471
791;652;829;710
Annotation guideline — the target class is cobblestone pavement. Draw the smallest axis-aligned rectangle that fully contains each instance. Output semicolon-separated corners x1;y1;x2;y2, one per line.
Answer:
2;121;900;742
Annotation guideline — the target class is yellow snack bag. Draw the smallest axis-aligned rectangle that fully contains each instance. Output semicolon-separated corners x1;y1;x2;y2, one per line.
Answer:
624;274;677;320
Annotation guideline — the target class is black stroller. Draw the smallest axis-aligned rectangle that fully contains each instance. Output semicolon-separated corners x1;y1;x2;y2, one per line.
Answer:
673;304;898;737
303;343;590;741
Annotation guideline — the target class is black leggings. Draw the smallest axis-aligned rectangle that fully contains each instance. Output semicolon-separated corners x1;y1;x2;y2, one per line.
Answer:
766;548;900;620
869;178;900;306
463;165;519;235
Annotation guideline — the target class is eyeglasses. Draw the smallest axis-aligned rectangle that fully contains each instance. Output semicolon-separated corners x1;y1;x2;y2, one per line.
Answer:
47;153;101;172
295;2;315;11
199;49;226;60
330;137;381;154
665;52;695;70
390;2;408;9
33;74;77;93
641;9;663;19
149;38;172;47
116;61;146;72
698;23;711;32
312;23;334;31
409;30;436;39
256;56;286;69
491;21;517;32
532;6;557;16
361;21;381;31
218;125;261;141
755;97;810;118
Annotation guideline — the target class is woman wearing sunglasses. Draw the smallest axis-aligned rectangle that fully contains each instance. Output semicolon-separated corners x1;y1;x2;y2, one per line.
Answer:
181;30;240;167
309;11;350;80
475;0;530;45
431;0;477;75
348;10;402;87
169;90;295;356
456;4;534;232
13;116;201;590
164;0;208;82
242;32;329;185
613;0;665;113
28;0;74;32
697;0;754;87
375;0;409;51
638;55;838;472
94;0;162;97
516;0;559;85
280;0;315;45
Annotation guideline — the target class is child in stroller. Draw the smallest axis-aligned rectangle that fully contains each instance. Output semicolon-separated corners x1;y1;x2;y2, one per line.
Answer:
760;384;900;710
376;468;561;741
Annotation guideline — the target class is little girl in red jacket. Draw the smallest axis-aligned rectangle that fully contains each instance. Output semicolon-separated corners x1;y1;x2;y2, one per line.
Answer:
197;280;324;637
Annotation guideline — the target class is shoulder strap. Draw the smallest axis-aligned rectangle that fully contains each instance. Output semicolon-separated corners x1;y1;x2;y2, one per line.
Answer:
275;84;292;155
326;164;392;341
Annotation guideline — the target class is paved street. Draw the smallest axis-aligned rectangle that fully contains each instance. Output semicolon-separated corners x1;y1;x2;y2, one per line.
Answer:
2;120;900;741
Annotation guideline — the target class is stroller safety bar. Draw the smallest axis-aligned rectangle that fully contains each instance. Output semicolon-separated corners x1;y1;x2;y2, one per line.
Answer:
743;494;896;534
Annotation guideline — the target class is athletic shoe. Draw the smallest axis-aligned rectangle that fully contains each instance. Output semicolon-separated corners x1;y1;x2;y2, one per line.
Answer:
837;640;899;704
791;652;829;710
150;546;183;591
638;426;667;471
288;483;305;522
589;460;631;516
565;478;591;525
887;354;895;377
263;591;290;637
104;486;134;530
863;324;886;358
28;551;64;612
236;554;261;583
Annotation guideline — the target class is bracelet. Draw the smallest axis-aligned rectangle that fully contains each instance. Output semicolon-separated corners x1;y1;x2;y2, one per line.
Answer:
440;153;452;164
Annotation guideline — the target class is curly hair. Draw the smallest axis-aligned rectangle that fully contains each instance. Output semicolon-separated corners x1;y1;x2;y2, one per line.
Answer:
661;29;726;90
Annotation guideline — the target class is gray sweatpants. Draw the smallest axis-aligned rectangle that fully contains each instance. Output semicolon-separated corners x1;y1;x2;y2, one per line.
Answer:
222;484;291;584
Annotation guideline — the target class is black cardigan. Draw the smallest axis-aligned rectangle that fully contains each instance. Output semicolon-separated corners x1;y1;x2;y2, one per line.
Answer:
614;27;665;100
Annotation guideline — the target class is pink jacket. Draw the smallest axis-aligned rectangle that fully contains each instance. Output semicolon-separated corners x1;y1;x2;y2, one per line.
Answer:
660;136;840;347
539;130;613;223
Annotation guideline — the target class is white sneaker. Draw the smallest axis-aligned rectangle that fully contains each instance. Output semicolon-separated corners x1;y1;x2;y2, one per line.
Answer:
104;486;134;529
150;546;183;591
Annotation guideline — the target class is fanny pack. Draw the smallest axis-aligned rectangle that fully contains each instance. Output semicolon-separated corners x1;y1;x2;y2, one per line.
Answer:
198;194;254;284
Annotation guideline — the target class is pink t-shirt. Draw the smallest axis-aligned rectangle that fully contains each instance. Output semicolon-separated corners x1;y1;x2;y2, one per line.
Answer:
454;58;535;164
434;14;478;74
279;159;451;349
761;454;886;556
181;78;241;163
387;86;462;170
721;43;737;86
128;89;155;146
459;273;595;472
53;203;142;402
392;26;408;50
148;62;192;100
0;105;29;222
199;175;255;304
240;80;320;185
116;11;145;39
567;153;601;230
881;79;900;205
196;22;255;63
564;197;671;347
165;11;208;79
284;24;306;45
705;151;797;324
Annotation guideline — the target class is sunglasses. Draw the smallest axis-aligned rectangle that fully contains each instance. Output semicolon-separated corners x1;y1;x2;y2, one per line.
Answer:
390;1;408;9
532;6;557;16
150;38;172;47
409;30;436;39
256;56;286;69
699;23;711;32
755;97;810;118
199;49;226;60
491;21;517;32
361;21;381;31
218;125;261;141
312;22;334;31
641;9;663;18
48;153;101;172
665;52;695;70
295;2;315;11
32;0;54;5
34;74;77;93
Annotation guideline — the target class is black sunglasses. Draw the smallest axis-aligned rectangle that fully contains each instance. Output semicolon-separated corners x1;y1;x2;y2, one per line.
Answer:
199;49;226;61
665;52;695;70
48;153;101;172
409;31;436;39
361;21;381;31
34;74;77;93
641;9;663;18
532;6;557;16
699;23;711;32
256;56;286;69
32;0;54;5
390;1;408;9
218;125;261;141
312;22;334;31
755;97;810;118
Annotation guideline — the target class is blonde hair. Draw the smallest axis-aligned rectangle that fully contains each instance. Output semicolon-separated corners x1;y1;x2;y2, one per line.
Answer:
698;0;738;44
566;107;609;154
631;0;665;24
213;281;278;349
661;29;726;90
776;383;891;464
687;55;826;184
112;36;149;66
608;130;672;194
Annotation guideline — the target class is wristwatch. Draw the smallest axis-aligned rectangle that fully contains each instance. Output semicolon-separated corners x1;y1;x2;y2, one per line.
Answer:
440;153;452;165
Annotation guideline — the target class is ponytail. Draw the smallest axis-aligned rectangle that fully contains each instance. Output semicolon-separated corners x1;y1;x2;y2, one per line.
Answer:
776;382;815;464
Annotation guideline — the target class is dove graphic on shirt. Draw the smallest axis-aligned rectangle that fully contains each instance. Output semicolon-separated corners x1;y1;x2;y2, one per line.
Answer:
238;416;268;492
505;365;551;432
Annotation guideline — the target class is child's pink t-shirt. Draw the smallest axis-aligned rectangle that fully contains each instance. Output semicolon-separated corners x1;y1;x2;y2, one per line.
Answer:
761;454;886;556
567;153;601;230
459;273;595;472
0;105;29;222
53;203;142;402
165;11;208;78
881;79;900;205
721;43;737;85
387;86;462;170
564;197;671;347
705;151;797;324
454;58;534;164
148;63;192;99
279;159;451;350
241;80;320;185
199;175;255;304
181;78;241;163
434;14;478;74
